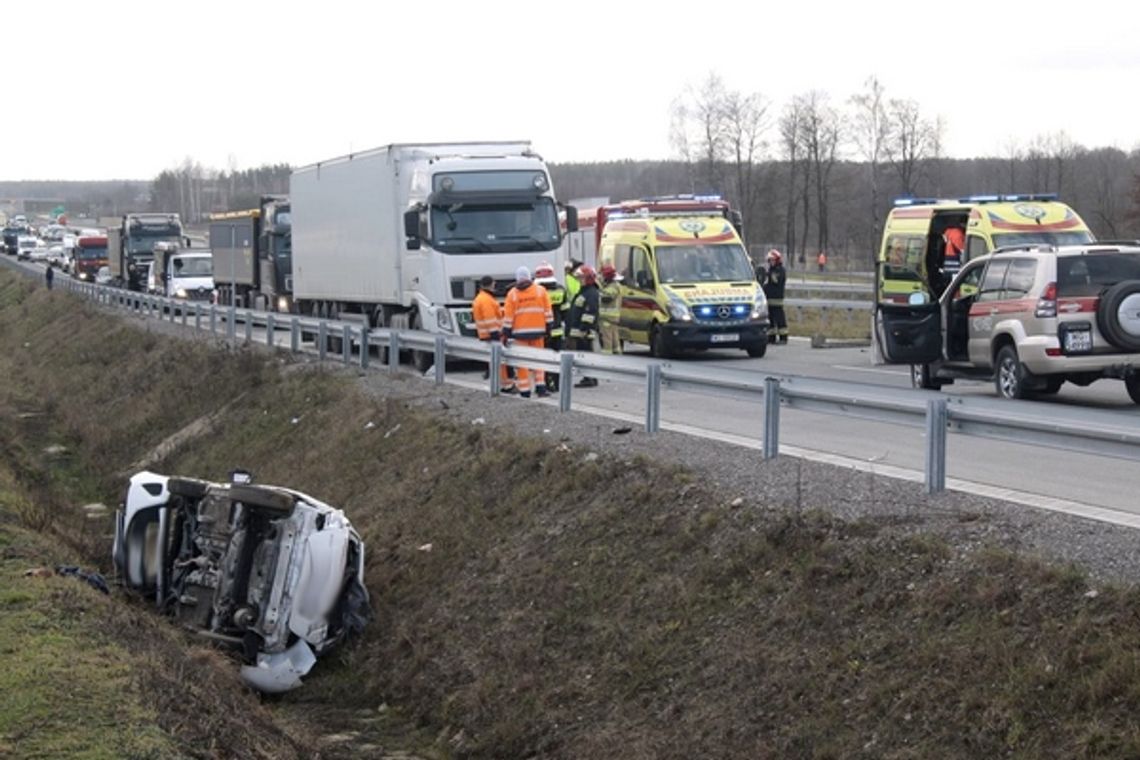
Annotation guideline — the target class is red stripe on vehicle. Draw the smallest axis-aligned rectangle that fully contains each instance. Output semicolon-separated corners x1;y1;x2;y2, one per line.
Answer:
1057;297;1098;314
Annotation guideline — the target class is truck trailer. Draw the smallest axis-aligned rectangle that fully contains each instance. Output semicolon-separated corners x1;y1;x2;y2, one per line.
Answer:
107;213;184;291
208;195;292;311
290;142;576;369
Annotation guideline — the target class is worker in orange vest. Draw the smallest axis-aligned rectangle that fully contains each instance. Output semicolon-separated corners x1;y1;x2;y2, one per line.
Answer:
472;275;515;393
502;266;554;398
817;250;828;273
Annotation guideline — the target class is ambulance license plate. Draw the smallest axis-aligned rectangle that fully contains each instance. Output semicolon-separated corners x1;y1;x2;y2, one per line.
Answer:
710;333;740;343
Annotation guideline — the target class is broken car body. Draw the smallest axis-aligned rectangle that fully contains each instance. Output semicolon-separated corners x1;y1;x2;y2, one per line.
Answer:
112;471;369;692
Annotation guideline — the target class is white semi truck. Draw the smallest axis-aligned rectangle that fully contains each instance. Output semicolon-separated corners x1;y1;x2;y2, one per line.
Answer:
290;142;577;369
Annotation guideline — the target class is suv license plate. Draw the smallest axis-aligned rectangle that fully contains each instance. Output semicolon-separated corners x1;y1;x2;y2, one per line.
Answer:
1064;329;1092;353
710;333;740;343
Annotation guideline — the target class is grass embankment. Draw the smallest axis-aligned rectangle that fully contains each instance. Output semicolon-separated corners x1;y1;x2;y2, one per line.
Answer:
4;270;1140;758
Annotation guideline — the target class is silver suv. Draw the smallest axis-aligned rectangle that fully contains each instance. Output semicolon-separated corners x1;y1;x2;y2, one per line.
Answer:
876;242;1140;401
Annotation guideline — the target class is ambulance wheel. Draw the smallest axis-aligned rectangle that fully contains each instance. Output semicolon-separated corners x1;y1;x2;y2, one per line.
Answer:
650;325;672;359
746;342;768;358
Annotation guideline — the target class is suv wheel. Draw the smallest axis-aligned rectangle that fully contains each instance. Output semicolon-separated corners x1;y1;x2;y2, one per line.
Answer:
1126;375;1140;405
911;363;943;390
995;345;1031;400
1097;280;1140;352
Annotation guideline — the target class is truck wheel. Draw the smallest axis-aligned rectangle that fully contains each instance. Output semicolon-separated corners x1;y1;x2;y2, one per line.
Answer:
746;341;768;358
411;313;434;373
911;363;943;390
995;345;1029;400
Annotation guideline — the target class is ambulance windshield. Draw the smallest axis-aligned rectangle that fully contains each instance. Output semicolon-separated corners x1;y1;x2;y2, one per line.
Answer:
656;243;754;283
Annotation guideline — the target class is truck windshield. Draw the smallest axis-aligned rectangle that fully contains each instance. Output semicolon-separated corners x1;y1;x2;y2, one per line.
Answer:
656;243;755;283
430;198;560;253
992;231;1094;248
173;257;213;276
79;246;108;260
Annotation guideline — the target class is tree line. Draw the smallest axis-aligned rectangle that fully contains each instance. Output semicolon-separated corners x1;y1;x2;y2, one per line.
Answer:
551;74;1140;269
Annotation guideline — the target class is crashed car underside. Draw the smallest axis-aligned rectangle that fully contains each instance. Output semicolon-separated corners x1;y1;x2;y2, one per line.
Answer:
112;471;370;692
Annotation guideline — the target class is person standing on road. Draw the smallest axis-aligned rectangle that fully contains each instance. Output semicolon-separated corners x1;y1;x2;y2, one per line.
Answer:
472;275;515;393
44;264;54;290
762;249;788;344
817;249;828;273
502;266;554;399
567;264;600;387
598;262;623;355
534;262;566;392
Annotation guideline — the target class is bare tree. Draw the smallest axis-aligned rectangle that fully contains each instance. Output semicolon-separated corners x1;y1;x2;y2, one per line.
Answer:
779;99;806;262
798;91;843;255
884;98;938;196
668;72;729;194
1001;137;1023;193
849;76;889;258
722;89;770;238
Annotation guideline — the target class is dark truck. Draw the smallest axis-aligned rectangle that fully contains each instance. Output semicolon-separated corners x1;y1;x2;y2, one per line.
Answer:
208;195;293;311
107;213;185;291
3;225;26;255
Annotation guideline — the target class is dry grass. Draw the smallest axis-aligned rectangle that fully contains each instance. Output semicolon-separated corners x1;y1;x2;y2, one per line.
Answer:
5;271;1140;758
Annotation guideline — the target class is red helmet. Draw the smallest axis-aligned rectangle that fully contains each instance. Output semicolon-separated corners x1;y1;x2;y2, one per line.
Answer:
766;249;783;264
534;261;555;280
599;263;616;281
578;264;597;285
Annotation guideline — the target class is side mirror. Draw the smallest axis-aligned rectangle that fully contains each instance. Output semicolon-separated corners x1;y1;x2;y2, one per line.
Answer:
564;205;579;233
404;209;422;251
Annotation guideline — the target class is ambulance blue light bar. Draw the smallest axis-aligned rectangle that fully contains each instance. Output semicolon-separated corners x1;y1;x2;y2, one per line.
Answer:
892;197;940;207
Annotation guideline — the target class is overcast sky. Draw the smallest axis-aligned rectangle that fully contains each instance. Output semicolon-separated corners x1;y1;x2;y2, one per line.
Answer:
6;0;1140;181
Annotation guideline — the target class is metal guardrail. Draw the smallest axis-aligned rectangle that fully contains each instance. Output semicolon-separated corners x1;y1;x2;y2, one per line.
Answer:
40;272;1140;495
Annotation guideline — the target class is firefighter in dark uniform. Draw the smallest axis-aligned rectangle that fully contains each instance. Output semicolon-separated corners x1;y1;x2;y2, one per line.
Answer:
568;264;600;387
534;262;566;391
761;248;788;344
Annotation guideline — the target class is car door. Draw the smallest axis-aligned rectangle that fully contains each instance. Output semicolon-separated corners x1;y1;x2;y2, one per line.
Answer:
944;261;986;362
875;245;942;364
967;259;1010;367
623;245;657;342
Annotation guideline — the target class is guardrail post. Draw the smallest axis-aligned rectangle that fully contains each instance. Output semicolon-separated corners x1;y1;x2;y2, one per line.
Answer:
645;364;662;433
359;327;370;369
388;332;400;372
434;336;446;384
489;341;502;395
244;312;253;343
924;399;948;494
763;377;780;460
266;313;275;348
559;352;574;412
342;325;352;365
210;305;217;334
317;321;327;361
290;318;300;353
195;303;202;330
228;306;236;342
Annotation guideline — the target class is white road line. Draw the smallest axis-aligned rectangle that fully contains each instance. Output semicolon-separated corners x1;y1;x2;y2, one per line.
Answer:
444;375;1140;530
832;364;908;376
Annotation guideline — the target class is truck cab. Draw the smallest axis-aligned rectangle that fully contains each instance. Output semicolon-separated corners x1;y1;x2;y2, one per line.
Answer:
152;242;215;300
72;235;108;281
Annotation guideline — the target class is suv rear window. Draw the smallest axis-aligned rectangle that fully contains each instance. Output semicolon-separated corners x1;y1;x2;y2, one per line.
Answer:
1057;253;1140;297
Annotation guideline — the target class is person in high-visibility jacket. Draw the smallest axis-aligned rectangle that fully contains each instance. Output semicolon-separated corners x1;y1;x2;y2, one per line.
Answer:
472;275;515;392
502;265;554;398
535;262;566;392
564;258;582;304
567;264;600;387
761;249;788;344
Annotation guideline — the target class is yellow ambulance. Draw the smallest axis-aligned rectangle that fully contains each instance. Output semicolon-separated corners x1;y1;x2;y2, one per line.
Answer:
877;193;1094;304
596;200;769;358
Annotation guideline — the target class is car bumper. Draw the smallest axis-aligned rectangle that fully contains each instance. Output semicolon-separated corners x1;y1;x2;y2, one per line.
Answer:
661;320;769;349
1018;336;1140;376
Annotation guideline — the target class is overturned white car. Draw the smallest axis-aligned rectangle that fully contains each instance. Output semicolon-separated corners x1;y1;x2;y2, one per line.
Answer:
112;470;370;692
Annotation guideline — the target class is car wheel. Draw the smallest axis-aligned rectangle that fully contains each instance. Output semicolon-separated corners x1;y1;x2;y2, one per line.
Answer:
911;363;943;390
168;477;210;500
1096;280;1140;352
746;341;768;358
230;484;295;515
995;345;1030;400
649;325;671;359
1126;375;1140;405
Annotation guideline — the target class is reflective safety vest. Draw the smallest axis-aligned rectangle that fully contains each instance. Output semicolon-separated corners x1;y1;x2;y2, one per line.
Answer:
543;283;567;339
502;282;553;340
472;289;503;340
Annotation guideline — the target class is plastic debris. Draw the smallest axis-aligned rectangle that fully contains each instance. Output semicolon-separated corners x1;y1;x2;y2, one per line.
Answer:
471;417;486;425
384;424;401;438
612;427;632;435
417;543;433;552
364;421;376;430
